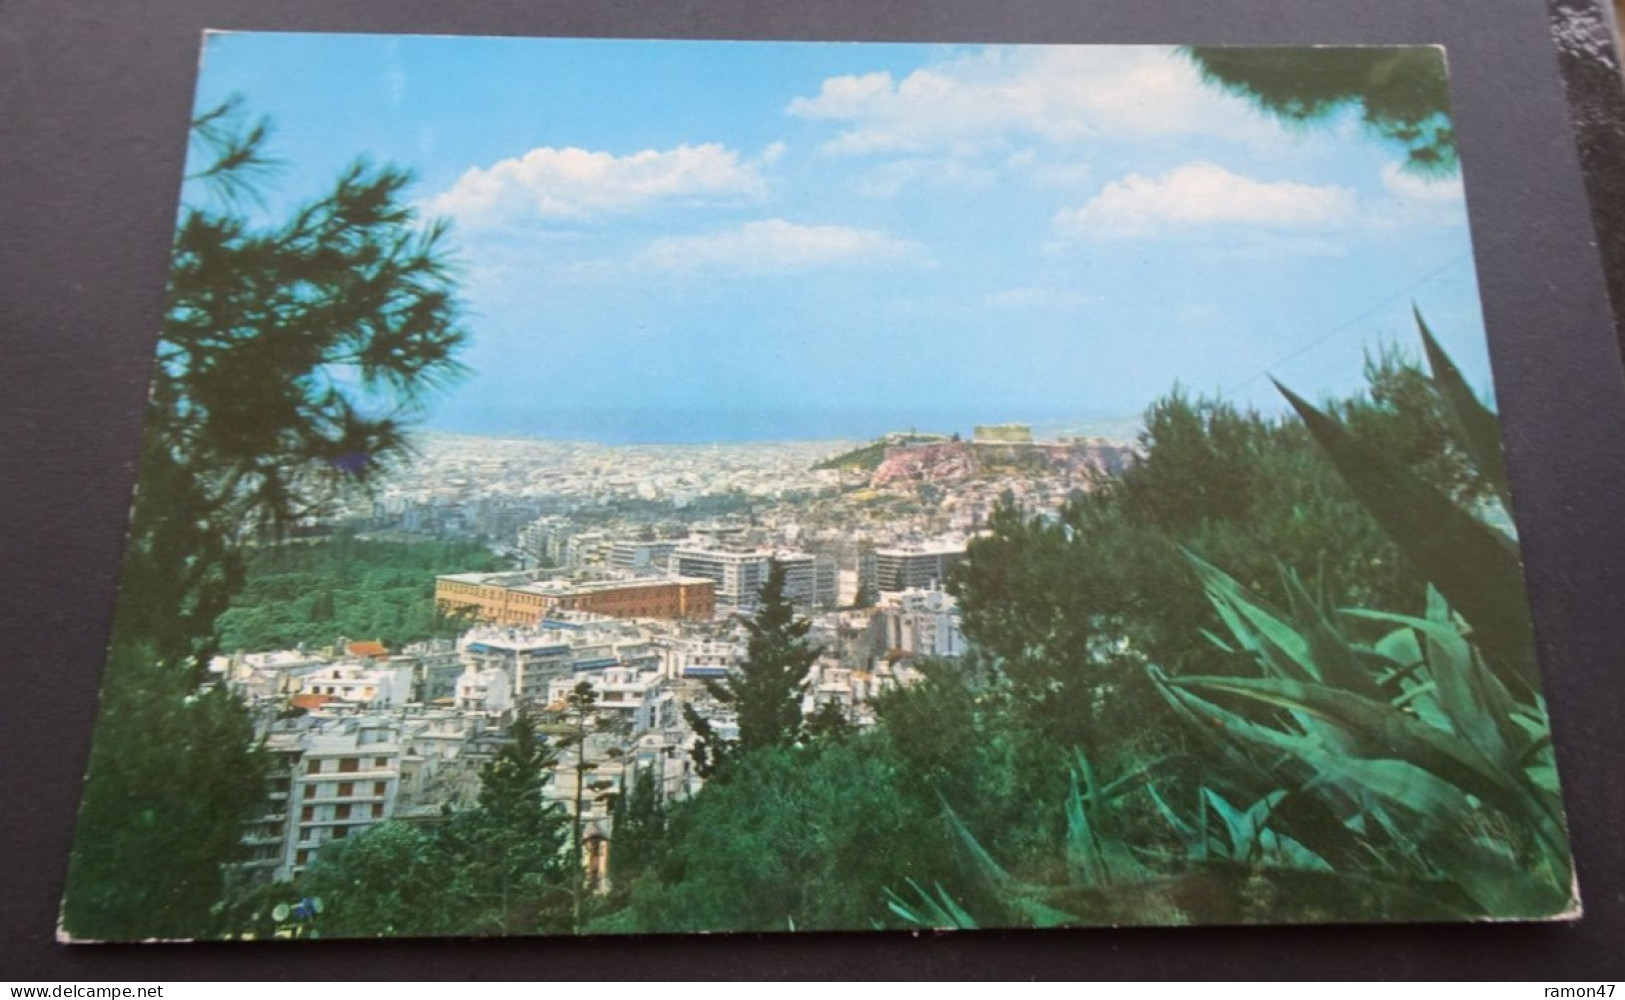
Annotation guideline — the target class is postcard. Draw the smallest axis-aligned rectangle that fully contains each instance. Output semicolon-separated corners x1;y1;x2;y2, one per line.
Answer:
61;34;1578;940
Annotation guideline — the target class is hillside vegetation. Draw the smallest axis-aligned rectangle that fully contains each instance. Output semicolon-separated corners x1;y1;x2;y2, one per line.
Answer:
813;432;951;471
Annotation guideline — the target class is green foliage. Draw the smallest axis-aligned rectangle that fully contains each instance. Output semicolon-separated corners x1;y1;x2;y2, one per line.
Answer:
1184;46;1457;175
688;560;820;776
813;441;894;472
885;880;978;930
804;700;856;744
62;645;268;940
1154;559;1571;918
63;100;470;940
297;823;455;938
947;375;1441;757
895;314;1571;927
873;657;1071;869
1274;379;1536;692
1336;340;1498;509
216;533;503;652
607;766;667;905
446;714;572;933
627;741;954;932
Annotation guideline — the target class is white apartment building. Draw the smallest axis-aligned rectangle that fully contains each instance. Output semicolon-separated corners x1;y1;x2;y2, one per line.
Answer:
671;547;835;614
875;587;967;659
545;664;678;734
872;542;967;593
297;661;415;710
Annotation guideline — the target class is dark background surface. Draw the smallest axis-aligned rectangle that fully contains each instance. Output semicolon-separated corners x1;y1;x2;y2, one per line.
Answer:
3;0;1624;980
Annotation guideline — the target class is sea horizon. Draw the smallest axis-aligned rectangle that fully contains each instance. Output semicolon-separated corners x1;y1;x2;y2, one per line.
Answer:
419;407;1145;448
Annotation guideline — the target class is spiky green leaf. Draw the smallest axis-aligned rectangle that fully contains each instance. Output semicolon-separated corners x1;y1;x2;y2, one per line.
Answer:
1273;380;1537;692
1414;307;1512;510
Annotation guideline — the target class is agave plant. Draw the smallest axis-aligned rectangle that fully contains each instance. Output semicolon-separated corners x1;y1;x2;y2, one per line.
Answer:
889;312;1575;928
886;751;1174;930
1154;310;1574;919
1156;558;1572;917
886;742;1452;929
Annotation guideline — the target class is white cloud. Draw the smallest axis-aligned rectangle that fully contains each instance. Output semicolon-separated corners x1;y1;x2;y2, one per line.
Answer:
759;141;789;166
1359;162;1468;232
423;143;773;225
1380;162;1464;203
1027;160;1094;189
637;218;923;273
1055;161;1356;239
787;46;1280;157
855;158;997;198
985;285;1091;309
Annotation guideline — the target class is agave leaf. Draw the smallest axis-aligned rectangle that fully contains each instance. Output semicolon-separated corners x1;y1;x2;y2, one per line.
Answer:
1188;552;1319;683
885;879;978;930
1202;787;1258;860
1065;768;1105;886
1240;790;1291;863
1257;827;1335;872
1372;626;1425;703
940;805;1088;928
1147;784;1203;859
1274;380;1536;692
1414;307;1512;511
1069;752;1155;887
1277;565;1385;700
1422;607;1513;768
1525;763;1561;795
1305;756;1475;834
1085;754;1172;806
941;804;1020;891
1204;581;1310;682
1199;627;1237;654
1166;674;1538;831
932;884;978;929
1420;828;1573;918
1153;670;1313;770
1343;605;1529;768
1374;626;1423;670
1303;758;1566;916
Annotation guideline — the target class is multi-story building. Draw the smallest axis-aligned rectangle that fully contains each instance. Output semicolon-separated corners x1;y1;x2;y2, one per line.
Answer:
544;576;716;620
872;543;966;593
457;629;576;702
286;723;402;876
563;531;611;568
456;619;665;707
670;548;835;614
657;635;741;680
545;664;678;734
297;660;415;709
608;539;679;575
398;638;463;703
238;710;494;884
875;587;967;659
436;570;715;625
435;570;541;624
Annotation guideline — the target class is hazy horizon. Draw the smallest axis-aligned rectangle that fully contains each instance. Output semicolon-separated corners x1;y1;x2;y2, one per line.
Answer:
414;406;1147;447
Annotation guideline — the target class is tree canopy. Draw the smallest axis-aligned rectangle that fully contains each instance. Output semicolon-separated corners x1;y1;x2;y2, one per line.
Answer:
685;560;820;777
62;101;470;941
1184;46;1458;175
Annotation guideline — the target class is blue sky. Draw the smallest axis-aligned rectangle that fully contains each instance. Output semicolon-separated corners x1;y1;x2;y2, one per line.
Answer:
187;34;1490;443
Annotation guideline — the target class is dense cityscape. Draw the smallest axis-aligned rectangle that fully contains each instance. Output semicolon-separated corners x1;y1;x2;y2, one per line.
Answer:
219;424;1135;888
